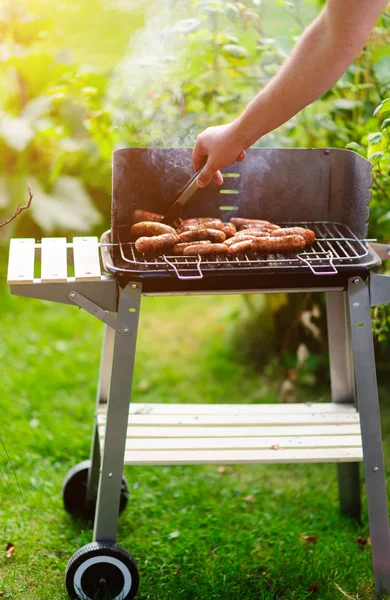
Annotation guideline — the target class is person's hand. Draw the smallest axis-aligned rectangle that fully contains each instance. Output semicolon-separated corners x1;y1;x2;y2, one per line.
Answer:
192;122;247;188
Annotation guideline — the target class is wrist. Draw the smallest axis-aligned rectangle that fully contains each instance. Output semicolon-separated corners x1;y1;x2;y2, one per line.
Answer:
233;112;265;148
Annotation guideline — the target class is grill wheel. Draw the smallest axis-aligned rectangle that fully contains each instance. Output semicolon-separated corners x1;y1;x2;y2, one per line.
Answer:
62;460;129;521
65;542;139;600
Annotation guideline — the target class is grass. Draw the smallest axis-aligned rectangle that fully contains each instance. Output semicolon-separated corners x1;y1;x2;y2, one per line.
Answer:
1;262;390;600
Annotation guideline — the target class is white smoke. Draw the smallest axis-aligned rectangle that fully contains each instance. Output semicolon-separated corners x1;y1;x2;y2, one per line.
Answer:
107;0;201;151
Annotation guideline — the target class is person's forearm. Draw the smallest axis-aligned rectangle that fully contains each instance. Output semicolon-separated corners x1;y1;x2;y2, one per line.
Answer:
235;5;382;147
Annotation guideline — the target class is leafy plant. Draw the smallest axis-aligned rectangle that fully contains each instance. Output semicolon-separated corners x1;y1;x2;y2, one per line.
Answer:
0;2;115;238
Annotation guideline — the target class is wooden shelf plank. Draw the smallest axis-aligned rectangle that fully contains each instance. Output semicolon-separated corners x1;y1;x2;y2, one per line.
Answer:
73;236;101;281
7;238;35;284
111;402;357;416
41;238;67;283
121;447;363;466
97;423;361;438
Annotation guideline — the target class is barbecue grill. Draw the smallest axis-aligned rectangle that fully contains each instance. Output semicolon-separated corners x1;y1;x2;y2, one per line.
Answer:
6;147;390;600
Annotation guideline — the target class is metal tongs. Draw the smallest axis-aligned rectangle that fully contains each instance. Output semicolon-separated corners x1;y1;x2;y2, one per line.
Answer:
162;170;201;227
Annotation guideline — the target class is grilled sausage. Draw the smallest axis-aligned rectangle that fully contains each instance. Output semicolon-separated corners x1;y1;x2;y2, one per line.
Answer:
176;220;224;234
227;239;254;255
183;243;228;256
223;231;270;247
181;217;223;227
251;235;306;254
178;227;226;243
135;232;179;255
230;218;271;228
131;221;176;240
270;227;315;245
173;240;211;255
221;223;237;238
240;223;281;232
234;230;271;238
132;209;163;224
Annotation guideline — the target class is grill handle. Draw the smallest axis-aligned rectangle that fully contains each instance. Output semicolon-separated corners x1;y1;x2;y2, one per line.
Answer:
162;255;204;280
298;252;338;275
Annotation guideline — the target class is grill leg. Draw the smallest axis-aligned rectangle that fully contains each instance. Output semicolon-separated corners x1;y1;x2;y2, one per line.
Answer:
86;325;116;504
348;277;390;597
326;291;361;520
93;282;142;543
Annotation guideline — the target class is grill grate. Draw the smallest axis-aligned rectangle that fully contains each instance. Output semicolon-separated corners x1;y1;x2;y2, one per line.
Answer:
103;222;370;280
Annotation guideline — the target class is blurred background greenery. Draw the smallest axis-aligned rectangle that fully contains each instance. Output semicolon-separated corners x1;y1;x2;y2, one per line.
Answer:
0;0;389;386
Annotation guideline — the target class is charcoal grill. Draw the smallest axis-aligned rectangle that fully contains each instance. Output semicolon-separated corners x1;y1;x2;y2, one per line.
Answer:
6;147;390;599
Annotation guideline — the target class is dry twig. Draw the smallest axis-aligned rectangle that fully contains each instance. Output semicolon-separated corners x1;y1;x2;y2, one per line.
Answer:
0;184;33;229
334;583;360;600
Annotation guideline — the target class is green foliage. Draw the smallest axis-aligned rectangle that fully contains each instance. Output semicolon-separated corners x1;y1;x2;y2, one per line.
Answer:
0;3;115;237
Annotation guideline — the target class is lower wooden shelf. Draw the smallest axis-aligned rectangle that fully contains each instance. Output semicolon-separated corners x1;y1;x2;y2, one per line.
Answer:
97;402;362;466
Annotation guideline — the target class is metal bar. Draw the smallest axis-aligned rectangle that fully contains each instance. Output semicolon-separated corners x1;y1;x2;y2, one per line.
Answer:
86;325;117;505
93;281;142;543
348;276;390;597
68;290;129;335
10;278;117;311
334;224;361;258
370;274;390;307
326;291;360;519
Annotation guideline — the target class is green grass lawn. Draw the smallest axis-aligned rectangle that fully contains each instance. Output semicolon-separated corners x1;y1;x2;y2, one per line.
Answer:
0;265;390;600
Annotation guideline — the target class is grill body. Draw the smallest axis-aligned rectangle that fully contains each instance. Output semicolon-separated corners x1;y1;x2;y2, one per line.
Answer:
106;147;378;291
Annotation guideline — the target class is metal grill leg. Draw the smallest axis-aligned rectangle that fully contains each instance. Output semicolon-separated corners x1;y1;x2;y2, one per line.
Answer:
348;277;390;597
326;291;361;520
87;325;116;504
93;282;142;543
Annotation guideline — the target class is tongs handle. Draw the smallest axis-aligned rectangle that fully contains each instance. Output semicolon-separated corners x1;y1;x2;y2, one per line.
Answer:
174;170;201;206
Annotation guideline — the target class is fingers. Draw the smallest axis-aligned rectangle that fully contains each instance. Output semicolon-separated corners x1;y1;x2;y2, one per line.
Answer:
197;160;217;188
212;170;223;186
237;150;246;162
192;138;207;172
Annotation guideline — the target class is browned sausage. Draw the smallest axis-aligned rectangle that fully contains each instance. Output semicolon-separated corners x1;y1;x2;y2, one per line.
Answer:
234;230;271;238
230;218;271;228
224;231;270;247
227;239;254;255
182;217;222;225
240;223;281;232
132;209;163;224
131;221;176;240
183;243;228;256
181;217;223;227
176;220;224;234
270;227;315;245
135;233;179;255
178;227;226;243
221;223;237;238
173;241;211;255
251;235;305;254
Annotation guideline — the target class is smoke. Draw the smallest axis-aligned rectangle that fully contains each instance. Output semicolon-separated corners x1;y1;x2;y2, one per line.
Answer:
107;0;201;159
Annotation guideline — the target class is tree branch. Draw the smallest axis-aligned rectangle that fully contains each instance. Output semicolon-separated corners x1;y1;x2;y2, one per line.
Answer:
0;184;33;229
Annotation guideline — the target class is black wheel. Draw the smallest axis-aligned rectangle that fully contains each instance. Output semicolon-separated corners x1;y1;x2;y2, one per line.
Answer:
66;542;139;600
63;460;129;521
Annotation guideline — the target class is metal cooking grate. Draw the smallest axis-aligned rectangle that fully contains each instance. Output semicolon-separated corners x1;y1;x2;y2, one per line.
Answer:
104;222;369;280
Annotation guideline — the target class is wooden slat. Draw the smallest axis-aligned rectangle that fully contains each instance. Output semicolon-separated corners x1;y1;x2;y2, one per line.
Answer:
98;423;361;438
7;238;35;284
120;435;362;452
99;412;359;427
41;238;67;283
118;402;357;416
73;236;101;281
122;447;363;466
